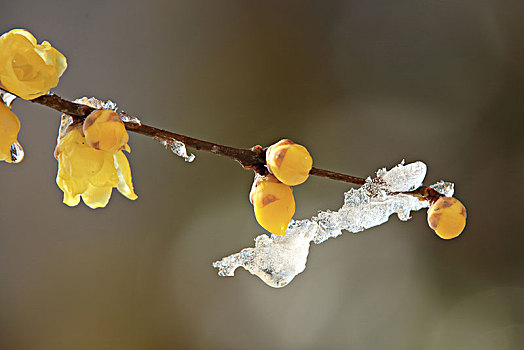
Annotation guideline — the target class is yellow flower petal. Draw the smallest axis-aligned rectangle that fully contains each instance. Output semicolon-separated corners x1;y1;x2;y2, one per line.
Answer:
82;185;113;209
62;188;81;207
114;150;137;200
0;29;67;99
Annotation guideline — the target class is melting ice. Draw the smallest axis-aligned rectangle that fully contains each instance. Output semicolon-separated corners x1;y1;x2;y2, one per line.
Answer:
160;140;195;163
213;161;454;288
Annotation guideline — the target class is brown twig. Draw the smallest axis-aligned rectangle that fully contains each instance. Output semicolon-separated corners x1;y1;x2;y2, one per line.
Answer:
31;93;369;185
31;93;440;201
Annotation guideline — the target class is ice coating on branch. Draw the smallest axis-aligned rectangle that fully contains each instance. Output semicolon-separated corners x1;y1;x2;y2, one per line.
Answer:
214;220;318;287
430;181;454;197
380;160;426;192
160;140;195;162
72;97;141;124
103;100;118;111
75;96;107;110
213;161;448;288
120;112;141;124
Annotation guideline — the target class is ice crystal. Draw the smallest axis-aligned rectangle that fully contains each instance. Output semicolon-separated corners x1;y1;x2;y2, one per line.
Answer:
9;142;24;163
430;181;454;197
103;100;118;111
0;89;16;107
120;112;141;124
213;161;452;288
160;140;195;163
75;96;106;109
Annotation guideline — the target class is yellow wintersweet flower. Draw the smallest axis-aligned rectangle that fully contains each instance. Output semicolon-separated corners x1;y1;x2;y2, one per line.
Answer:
0;101;23;163
54;125;137;209
0;29;67;100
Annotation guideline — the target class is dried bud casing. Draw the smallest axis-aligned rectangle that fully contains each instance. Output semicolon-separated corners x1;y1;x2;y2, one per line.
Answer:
250;174;295;236
427;197;467;240
266;139;312;186
83;109;129;152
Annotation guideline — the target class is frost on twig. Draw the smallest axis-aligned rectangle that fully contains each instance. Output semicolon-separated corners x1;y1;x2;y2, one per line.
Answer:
213;161;455;288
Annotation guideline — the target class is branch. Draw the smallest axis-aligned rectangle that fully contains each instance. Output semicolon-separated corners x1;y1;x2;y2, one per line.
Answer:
31;93;369;185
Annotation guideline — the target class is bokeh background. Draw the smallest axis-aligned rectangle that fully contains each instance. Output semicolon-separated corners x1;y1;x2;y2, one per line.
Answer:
1;1;523;349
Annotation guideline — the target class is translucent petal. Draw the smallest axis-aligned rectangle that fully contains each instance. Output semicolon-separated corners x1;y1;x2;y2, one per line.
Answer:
82;185;113;209
114;151;137;200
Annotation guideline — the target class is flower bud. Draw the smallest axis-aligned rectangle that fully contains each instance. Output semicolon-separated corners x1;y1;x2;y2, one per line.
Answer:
249;174;295;236
266;139;312;186
427;197;467;240
83;109;129;152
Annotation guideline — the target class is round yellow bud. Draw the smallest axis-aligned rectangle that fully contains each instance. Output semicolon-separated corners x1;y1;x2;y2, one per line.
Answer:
249;174;295;236
266;139;313;186
427;197;467;240
83;109;129;152
0;29;67;100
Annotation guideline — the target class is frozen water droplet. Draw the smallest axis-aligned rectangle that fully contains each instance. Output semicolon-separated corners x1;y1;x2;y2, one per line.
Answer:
160;140;195;162
10;142;24;163
1;89;16;107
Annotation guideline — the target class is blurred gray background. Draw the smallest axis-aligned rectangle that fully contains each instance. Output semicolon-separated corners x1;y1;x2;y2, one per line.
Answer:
1;1;523;349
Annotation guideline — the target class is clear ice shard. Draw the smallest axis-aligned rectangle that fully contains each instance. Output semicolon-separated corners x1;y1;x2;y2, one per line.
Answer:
0;89;16;107
430;181;454;197
213;161;453;288
120;112;141;124
160;140;195;163
9;142;24;163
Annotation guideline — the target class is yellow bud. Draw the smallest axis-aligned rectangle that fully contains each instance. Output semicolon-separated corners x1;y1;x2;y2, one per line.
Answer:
0;29;67;100
0;101;23;163
266;139;313;186
427;197;467;240
249;174;295;236
83;109;129;152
